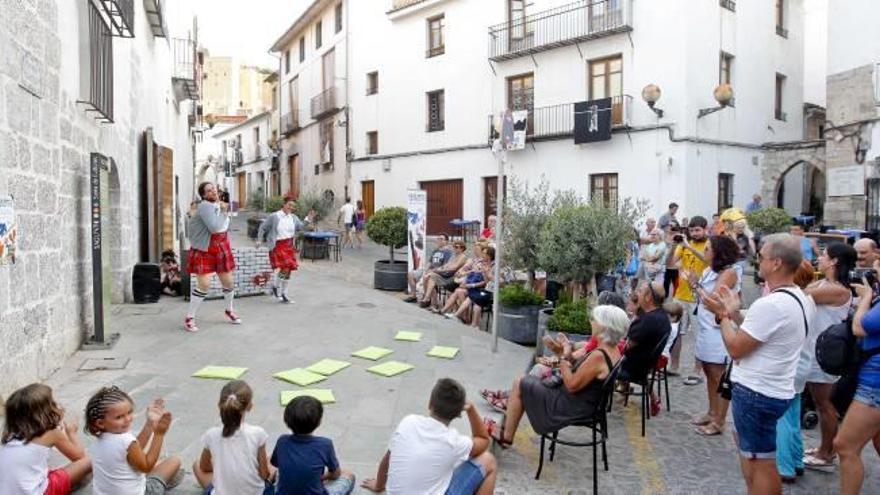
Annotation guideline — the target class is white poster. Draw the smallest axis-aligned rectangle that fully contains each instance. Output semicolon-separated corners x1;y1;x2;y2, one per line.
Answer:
827;166;866;197
493;110;528;151
407;189;428;274
0;194;17;265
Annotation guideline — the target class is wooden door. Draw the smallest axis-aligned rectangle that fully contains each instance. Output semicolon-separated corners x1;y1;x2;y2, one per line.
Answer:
483;176;507;226
158;147;174;252
288;154;300;199
361;180;375;219
419;179;463;235
237;173;246;209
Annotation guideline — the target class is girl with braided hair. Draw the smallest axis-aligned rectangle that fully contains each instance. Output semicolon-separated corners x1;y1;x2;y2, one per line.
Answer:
193;380;274;494
85;386;183;494
0;383;92;494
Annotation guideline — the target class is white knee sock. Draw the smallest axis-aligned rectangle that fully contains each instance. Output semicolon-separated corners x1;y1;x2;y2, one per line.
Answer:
188;288;206;318
222;287;234;311
279;277;290;297
272;271;279;289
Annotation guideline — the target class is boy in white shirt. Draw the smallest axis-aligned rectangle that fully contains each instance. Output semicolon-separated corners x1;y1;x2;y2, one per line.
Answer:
361;378;497;495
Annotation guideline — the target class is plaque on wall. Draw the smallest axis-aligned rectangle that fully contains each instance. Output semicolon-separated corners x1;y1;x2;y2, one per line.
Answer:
827;166;866;197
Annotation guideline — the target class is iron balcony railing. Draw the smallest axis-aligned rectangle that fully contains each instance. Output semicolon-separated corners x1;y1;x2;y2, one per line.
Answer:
488;0;632;61
171;37;199;100
143;0;167;37
97;0;135;38
79;1;114;123
720;0;736;12
310;86;339;120
487;95;632;143
281;112;301;135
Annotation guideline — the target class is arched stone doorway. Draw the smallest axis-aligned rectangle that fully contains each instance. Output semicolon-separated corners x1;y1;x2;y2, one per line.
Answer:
761;144;826;218
774;160;826;221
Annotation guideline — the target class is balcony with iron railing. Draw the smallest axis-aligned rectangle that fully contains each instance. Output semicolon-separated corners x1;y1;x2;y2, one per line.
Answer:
487;95;632;143
171;37;199;100
489;0;632;61
311;86;340;120
96;0;135;37
720;0;736;12
281;112;301;136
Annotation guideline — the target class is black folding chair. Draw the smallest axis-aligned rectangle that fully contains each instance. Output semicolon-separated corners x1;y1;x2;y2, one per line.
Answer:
653;332;680;412
535;359;623;495
614;334;670;437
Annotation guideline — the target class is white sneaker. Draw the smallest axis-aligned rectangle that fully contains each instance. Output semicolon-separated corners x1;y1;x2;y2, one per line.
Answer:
183;317;199;332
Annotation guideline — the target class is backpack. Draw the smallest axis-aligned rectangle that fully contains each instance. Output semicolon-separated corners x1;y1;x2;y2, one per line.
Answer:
816;317;880;376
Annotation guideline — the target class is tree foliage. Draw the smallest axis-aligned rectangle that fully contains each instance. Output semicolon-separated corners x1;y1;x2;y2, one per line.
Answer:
746;207;793;235
367;207;407;261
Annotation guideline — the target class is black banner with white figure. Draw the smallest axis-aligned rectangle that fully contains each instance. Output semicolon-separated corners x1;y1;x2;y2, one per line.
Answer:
574;97;612;144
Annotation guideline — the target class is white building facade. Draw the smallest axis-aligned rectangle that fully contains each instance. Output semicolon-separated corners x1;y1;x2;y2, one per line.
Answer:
271;0;349;204
339;0;807;232
215;112;274;209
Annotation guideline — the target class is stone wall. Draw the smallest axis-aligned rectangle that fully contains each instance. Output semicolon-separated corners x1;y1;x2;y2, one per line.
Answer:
761;145;826;211
823;64;877;229
190;247;275;299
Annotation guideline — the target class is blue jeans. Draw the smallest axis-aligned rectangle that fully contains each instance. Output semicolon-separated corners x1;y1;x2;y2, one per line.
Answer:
445;459;486;495
731;383;791;459
775;392;804;477
854;382;880;409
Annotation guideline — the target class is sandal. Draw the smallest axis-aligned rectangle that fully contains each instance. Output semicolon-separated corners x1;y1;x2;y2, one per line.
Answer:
483;418;513;449
803;453;836;472
683;375;704;386
488;395;508;413
690;415;713;427
695;423;723;436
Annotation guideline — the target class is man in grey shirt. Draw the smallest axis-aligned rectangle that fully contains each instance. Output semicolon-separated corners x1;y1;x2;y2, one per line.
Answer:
658;202;679;231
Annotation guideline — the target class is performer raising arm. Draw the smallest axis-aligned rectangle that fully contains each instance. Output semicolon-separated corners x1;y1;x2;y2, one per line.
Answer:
257;196;316;304
184;182;240;332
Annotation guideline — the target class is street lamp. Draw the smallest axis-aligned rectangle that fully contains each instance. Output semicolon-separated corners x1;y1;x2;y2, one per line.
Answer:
698;84;734;118
642;84;664;118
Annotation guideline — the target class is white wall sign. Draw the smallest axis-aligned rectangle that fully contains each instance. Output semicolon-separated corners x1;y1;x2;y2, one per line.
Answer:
0;195;17;265
827;165;865;197
406;189;427;275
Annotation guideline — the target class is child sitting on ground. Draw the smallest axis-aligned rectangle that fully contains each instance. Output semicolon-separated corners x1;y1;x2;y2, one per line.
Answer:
159;250;182;296
362;378;497;495
85;386;183;494
0;384;92;494
272;396;355;495
193;380;274;495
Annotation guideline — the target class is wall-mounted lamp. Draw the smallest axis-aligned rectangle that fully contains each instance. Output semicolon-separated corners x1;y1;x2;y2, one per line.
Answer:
697;84;734;119
642;84;664;118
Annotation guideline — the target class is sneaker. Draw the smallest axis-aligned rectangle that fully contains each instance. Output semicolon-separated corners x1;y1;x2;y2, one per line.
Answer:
280;295;293;304
443;312;456;319
271;285;279;298
183;317;199;333
224;310;242;325
803;453;836;472
403;295;418;303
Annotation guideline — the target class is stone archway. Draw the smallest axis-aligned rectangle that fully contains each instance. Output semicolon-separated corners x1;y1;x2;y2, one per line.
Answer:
774;160;826;220
761;144;826;210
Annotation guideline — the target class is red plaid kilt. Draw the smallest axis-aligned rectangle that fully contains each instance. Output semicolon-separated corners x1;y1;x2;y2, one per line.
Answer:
269;237;299;271
187;232;236;275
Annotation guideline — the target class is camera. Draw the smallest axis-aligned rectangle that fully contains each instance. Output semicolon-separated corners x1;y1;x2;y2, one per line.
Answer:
673;234;684;243
850;268;878;286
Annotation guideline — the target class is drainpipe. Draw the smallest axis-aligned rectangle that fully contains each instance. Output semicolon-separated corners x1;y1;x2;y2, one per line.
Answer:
344;0;351;200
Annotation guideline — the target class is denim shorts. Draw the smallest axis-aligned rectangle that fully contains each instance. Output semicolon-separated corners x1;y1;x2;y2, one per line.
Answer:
324;474;355;495
854;382;880;409
445;459;486;495
731;382;791;459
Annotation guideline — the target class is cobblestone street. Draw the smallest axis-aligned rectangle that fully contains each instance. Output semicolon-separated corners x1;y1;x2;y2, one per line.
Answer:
42;234;880;494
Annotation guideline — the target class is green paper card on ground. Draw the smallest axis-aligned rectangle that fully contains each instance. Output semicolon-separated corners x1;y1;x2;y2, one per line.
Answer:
191;366;248;380
351;346;394;361
367;361;415;377
273;368;326;386
306;359;351;376
395;331;423;342
427;346;460;359
280;389;336;405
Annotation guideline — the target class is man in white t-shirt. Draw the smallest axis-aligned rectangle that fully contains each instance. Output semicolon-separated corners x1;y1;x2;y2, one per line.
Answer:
361;378;497;495
338;198;357;248
701;233;813;495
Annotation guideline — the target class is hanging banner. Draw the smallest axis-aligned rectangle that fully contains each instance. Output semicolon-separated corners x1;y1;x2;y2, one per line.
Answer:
0;194;17;265
492;110;529;151
407;189;427;275
574;97;612;144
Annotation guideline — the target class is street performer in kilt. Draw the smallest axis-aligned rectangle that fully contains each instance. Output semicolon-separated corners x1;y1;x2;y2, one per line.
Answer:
184;182;241;332
257;196;315;303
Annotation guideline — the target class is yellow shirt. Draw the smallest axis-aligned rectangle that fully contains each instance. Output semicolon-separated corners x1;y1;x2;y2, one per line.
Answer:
673;239;709;302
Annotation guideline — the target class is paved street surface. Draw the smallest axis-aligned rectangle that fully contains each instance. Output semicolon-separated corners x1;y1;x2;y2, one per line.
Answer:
46;226;879;494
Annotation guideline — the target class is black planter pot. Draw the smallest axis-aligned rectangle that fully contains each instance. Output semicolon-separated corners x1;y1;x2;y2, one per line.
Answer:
247;216;263;239
374;260;408;291
498;304;541;345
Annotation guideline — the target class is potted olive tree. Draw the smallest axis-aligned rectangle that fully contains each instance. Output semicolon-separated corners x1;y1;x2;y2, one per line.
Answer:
367;206;408;291
546;296;592;343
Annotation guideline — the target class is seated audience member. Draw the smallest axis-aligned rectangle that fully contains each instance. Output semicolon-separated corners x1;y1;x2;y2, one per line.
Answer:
482;305;627;445
272;396;355;495
405;234;453;303
437;245;489;320
160;249;182;296
480;215;496;241
420;240;468;308
452;247;496;327
361;379;497;495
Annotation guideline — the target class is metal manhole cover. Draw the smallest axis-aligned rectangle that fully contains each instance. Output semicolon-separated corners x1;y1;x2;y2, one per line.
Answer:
357;302;376;308
79;357;130;371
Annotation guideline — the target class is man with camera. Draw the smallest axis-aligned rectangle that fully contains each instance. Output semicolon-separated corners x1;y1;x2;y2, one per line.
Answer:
670;216;709;382
701;233;815;495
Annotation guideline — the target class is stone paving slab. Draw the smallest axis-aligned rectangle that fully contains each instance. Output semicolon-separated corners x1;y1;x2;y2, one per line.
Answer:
40;232;880;494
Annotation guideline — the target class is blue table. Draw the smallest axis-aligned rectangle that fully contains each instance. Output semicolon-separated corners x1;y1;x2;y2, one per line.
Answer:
301;231;341;262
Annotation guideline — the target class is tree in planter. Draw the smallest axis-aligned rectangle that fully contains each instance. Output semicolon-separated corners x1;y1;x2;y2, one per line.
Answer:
537;197;648;298
367;207;407;262
265;195;286;213
746;207;793;236
504;177;581;285
294;188;336;227
547;299;591;335
499;283;544;308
